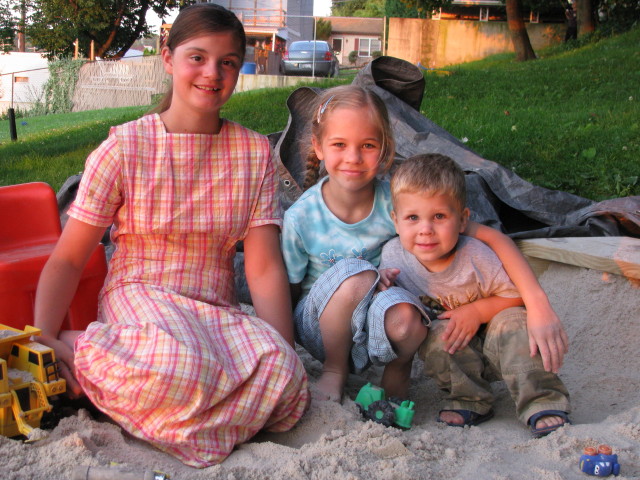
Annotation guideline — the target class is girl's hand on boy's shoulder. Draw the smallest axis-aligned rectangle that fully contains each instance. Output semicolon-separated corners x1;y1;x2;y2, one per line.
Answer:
438;304;483;354
378;268;400;291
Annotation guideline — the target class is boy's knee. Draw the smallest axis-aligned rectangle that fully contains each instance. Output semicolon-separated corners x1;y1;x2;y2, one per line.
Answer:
417;320;448;359
484;307;537;369
484;308;529;349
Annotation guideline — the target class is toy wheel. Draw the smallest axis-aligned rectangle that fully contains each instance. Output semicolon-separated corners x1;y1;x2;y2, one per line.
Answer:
366;400;395;427
598;445;612;455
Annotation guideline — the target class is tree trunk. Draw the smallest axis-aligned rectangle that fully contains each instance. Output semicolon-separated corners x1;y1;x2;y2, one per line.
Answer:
505;0;536;61
17;0;26;52
574;0;596;37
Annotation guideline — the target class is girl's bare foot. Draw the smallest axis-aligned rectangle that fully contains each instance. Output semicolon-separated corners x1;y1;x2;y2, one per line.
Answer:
312;370;345;403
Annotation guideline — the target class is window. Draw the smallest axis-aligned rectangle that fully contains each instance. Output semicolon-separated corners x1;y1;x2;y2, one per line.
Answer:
42;352;53;366
357;38;381;57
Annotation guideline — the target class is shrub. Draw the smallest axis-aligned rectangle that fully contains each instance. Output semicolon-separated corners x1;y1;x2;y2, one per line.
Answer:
348;51;358;65
34;58;86;116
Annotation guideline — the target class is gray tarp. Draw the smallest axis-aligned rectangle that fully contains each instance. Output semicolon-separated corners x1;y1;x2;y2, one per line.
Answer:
58;56;640;241
270;56;640;239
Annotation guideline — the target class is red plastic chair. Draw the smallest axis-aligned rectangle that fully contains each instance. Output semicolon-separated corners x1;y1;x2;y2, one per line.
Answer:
0;182;108;330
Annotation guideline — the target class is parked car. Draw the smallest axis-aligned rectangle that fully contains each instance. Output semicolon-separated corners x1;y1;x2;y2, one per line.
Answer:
280;41;339;77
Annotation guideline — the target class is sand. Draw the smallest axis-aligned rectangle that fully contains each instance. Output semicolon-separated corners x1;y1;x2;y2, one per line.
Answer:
3;263;639;480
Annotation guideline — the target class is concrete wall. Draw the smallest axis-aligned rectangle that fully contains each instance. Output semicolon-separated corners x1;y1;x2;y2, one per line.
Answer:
235;71;317;92
387;18;564;68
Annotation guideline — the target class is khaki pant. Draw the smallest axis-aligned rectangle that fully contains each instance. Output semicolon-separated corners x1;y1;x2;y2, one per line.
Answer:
418;307;571;424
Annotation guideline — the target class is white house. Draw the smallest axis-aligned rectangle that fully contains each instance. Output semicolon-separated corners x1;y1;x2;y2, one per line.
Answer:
0;52;49;115
328;17;384;67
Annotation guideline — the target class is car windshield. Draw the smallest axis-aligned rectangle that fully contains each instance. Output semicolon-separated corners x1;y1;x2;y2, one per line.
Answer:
290;42;328;52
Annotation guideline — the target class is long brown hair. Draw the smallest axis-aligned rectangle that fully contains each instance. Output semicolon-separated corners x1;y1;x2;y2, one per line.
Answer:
302;85;395;190
151;3;246;114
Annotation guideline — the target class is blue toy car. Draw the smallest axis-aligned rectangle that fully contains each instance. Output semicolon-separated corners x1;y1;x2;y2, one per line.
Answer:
579;446;621;477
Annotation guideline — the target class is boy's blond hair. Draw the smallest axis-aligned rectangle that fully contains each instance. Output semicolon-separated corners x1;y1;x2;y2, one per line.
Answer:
391;154;466;211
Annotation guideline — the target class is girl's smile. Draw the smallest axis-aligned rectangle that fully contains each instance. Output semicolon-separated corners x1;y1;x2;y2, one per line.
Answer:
161;32;243;133
312;107;382;194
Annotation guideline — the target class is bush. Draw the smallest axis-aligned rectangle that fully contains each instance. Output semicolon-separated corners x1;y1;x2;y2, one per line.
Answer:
348;51;358;65
32;58;86;116
372;50;383;59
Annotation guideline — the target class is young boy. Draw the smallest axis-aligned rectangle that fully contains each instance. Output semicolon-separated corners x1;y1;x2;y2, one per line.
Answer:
379;153;571;437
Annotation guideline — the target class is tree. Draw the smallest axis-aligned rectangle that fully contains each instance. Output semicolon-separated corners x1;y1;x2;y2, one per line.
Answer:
597;0;640;34
0;0;15;52
316;18;332;40
333;0;386;17
574;0;596;36
27;0;191;59
506;0;536;61
385;0;424;18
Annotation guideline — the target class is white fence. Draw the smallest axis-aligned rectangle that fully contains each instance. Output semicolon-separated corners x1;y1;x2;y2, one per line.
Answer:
72;56;170;112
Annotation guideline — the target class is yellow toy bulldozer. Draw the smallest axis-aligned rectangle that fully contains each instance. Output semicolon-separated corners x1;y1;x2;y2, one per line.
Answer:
0;323;66;440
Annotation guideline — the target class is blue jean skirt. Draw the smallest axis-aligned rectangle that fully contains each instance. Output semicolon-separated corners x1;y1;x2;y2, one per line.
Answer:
294;258;430;373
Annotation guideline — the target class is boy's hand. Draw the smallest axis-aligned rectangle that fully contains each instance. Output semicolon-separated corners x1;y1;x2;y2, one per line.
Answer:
378;268;400;292
438;303;483;354
526;303;569;373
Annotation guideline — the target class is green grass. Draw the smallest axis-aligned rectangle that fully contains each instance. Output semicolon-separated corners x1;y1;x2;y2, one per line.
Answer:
0;106;150;189
0;30;638;200
420;28;640;200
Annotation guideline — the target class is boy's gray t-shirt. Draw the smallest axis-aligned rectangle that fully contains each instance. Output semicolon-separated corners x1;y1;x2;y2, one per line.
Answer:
380;235;520;312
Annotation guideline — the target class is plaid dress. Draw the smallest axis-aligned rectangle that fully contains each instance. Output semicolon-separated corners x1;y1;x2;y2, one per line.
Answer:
67;114;309;468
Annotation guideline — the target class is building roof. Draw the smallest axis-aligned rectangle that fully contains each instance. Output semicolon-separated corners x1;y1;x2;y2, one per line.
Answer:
328;17;384;35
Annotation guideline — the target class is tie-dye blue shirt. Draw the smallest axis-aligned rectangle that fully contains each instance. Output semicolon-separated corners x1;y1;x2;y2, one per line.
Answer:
282;177;396;295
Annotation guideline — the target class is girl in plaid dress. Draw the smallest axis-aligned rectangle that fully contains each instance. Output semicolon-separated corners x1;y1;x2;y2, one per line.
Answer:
34;4;309;468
